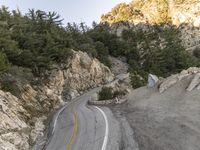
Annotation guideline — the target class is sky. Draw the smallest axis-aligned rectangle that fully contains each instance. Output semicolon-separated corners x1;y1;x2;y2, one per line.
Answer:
0;0;131;26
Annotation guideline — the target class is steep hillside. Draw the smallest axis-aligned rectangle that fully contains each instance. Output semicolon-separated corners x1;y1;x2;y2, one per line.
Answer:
0;5;199;150
0;6;199;91
101;0;200;50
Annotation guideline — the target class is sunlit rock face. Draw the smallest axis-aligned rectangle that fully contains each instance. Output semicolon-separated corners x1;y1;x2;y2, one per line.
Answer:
169;0;200;27
101;0;200;27
0;50;114;149
101;0;200;51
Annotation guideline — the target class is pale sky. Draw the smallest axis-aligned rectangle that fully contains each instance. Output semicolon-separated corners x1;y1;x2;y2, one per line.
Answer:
0;0;131;26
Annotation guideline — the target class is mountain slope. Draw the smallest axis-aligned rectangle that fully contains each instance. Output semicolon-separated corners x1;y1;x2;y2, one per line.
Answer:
101;0;200;51
101;0;200;26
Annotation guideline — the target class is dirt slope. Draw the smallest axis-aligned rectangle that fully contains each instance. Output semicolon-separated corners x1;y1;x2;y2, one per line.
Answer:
112;75;200;150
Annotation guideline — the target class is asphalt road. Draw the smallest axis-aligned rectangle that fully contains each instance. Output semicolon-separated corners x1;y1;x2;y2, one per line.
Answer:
35;74;139;150
41;87;122;150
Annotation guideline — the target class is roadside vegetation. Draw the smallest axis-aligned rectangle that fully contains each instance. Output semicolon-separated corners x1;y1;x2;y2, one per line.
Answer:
193;48;200;59
98;87;113;101
0;6;198;90
98;87;126;101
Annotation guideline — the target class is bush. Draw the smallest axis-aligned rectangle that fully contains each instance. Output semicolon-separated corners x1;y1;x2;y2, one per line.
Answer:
95;41;111;67
1;80;19;95
193;48;200;59
0;66;34;96
0;52;9;72
130;71;146;89
98;87;113;101
113;90;126;98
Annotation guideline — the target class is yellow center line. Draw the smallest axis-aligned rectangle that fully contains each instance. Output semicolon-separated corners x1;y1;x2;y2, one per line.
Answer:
66;111;78;150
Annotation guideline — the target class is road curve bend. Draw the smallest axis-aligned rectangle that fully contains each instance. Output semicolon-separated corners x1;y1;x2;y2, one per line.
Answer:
34;74;140;150
38;87;122;150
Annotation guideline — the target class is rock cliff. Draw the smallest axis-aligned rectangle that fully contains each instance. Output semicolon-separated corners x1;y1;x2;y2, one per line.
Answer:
101;0;200;50
0;50;114;150
101;0;200;27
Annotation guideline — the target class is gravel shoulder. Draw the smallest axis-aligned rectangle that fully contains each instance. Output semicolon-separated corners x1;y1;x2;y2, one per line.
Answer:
111;75;200;150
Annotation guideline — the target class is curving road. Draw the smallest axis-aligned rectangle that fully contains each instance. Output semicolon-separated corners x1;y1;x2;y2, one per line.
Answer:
35;74;139;150
40;87;122;150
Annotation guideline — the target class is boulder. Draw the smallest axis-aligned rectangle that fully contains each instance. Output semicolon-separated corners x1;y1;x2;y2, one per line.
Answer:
147;74;159;88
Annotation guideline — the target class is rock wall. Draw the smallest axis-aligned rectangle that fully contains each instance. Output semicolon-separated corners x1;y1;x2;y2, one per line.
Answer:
0;50;114;150
0;91;29;150
63;50;114;99
102;0;200;27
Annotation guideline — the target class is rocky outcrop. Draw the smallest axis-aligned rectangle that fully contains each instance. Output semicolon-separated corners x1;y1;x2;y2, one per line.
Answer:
0;91;29;150
159;67;200;93
169;0;200;27
101;0;200;27
101;0;200;51
0;50;114;150
108;56;128;75
63;50;114;99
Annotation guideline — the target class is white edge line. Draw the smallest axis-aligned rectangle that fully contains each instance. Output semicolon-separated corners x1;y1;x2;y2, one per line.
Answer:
95;106;109;150
52;97;80;134
52;104;68;133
